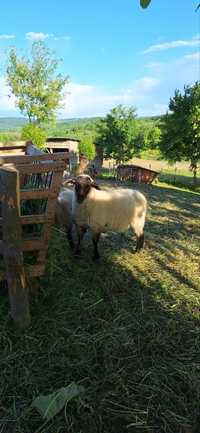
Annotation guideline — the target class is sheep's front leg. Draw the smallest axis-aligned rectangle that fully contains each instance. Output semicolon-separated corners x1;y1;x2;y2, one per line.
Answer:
131;221;145;252
92;232;101;260
136;232;144;251
74;225;86;256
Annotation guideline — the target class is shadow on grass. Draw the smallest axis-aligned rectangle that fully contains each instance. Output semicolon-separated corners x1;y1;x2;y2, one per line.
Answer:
0;183;199;433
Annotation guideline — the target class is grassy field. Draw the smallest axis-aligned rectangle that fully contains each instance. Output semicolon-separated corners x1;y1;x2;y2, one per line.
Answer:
103;159;200;193
0;181;199;433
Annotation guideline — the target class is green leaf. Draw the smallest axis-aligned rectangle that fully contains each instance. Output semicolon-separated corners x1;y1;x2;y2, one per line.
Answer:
32;382;84;421
140;0;151;8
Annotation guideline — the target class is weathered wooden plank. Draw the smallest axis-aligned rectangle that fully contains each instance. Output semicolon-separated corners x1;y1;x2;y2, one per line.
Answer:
22;239;44;251
37;169;64;263
20;190;57;200
0;215;49;226
28;264;46;277
13;162;66;174
0;166;31;328
0;145;26;152
0;153;69;165
0;262;46;279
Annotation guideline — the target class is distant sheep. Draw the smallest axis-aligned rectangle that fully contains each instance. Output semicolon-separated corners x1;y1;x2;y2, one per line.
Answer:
63;175;147;259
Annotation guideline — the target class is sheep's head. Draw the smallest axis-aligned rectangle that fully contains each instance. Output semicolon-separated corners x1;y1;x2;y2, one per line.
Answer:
63;174;100;203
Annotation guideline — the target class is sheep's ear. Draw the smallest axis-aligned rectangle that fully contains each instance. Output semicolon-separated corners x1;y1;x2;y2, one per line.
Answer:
62;178;76;186
92;183;101;190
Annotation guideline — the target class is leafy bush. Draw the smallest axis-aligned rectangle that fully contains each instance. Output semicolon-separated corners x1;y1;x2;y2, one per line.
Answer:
21;124;47;149
79;136;96;160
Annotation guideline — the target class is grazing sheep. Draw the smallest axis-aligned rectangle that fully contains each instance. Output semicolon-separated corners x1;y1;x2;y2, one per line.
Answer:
64;175;147;259
55;188;74;249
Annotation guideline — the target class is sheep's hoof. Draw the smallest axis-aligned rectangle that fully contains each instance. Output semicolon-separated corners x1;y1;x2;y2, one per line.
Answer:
73;249;81;258
93;254;100;261
135;245;144;253
69;242;75;250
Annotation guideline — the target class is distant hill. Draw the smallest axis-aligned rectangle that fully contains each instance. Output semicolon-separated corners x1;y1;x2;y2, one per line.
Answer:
0;115;162;132
0;116;101;131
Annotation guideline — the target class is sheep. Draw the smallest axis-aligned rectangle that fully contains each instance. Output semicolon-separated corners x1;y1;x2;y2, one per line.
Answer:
63;174;147;260
54;188;74;249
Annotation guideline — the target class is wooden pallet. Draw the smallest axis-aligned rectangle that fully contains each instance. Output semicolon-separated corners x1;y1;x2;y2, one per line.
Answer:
0;150;69;327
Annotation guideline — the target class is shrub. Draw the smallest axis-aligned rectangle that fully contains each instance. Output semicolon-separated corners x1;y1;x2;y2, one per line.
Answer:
79;136;96;160
21;124;47;149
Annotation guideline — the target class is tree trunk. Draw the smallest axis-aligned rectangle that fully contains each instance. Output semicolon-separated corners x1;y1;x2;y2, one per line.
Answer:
75;155;89;176
192;163;198;189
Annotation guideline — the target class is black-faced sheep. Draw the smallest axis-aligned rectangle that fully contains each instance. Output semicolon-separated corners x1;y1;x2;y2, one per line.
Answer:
63;175;147;260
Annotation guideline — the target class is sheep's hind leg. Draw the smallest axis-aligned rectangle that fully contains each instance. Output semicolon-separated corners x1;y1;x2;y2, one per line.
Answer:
66;224;74;250
92;232;101;260
74;226;86;256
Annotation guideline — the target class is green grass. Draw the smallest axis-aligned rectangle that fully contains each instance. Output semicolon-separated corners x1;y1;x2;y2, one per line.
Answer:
159;168;200;193
0;131;21;143
0;183;200;433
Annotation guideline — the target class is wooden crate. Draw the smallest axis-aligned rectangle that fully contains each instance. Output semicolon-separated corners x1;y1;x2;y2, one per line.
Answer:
116;164;159;184
0;151;69;326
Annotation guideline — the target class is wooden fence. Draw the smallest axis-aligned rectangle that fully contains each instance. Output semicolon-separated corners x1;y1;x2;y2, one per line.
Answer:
0;147;69;327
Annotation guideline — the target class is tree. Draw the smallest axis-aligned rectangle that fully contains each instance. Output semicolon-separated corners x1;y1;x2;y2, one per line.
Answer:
7;42;68;125
21;124;47;149
140;0;151;8
140;0;200;10
79;136;96;160
159;82;200;187
96;105;138;163
147;125;162;149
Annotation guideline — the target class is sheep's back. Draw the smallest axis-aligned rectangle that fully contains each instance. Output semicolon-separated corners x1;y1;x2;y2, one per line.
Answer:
80;188;146;232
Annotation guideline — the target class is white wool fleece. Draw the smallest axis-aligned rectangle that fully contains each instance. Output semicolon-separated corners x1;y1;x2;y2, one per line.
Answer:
55;189;74;228
72;187;147;236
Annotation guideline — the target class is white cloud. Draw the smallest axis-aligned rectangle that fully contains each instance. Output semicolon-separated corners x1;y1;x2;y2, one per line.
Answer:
0;77;16;113
183;52;200;61
25;32;54;42
143;35;200;54
59;76;160;118
0;49;198;119
54;36;72;41
0;34;15;40
143;50;199;115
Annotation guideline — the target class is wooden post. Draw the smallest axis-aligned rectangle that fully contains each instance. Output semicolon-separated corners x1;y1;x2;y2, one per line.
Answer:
0;166;31;327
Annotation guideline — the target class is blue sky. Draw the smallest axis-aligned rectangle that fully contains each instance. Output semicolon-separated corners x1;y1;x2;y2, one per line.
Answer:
0;0;199;118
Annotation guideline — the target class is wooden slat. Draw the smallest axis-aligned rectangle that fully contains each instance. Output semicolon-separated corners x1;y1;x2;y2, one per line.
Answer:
1;161;66;174
37;169;64;263
22;239;44;251
0;152;69;165
28;264;46;277
0;165;31;327
0;214;49;226
20;190;57;200
21;215;49;225
0;145;26;152
15;161;66;174
0;264;46;278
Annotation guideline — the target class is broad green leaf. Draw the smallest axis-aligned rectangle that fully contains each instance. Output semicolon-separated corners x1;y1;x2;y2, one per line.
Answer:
140;0;151;8
32;382;84;421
